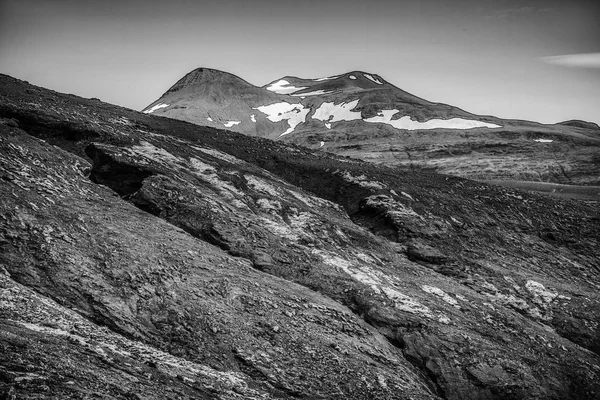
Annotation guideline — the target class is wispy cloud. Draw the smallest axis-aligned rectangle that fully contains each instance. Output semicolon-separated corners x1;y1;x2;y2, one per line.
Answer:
541;53;600;68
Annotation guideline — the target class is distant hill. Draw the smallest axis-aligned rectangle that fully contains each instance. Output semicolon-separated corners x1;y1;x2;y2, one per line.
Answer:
144;68;600;189
558;119;600;130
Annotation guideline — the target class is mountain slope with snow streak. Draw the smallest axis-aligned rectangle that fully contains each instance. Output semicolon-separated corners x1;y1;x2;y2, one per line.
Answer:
144;68;500;137
143;68;600;190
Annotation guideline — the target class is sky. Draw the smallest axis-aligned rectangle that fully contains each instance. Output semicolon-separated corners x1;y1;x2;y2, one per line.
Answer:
1;0;599;125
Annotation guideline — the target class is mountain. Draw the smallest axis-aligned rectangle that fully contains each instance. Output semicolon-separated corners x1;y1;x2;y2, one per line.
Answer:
1;73;600;399
143;68;501;137
144;68;600;196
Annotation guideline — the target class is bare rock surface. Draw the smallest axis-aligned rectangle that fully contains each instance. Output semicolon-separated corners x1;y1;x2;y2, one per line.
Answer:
1;74;600;399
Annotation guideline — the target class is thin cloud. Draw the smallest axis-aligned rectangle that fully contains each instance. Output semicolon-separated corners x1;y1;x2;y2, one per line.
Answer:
541;53;600;68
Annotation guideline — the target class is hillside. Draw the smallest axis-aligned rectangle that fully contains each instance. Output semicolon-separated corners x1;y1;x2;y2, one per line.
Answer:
1;73;599;399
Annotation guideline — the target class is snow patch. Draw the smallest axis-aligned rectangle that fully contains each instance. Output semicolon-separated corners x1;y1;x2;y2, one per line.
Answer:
319;141;325;148
291;89;333;97
348;75;357;80
143;103;169;114
314;75;340;82
266;79;308;95
224;121;241;128
534;139;553;143
363;73;384;85
363;109;501;130
254;102;309;136
312;99;362;123
325;123;331;129
250;114;256;123
206;117;213;122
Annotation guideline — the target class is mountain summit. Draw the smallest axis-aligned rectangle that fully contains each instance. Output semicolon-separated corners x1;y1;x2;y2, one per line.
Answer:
144;68;600;193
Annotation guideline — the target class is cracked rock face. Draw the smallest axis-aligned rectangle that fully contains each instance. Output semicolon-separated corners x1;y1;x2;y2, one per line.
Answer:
1;74;600;399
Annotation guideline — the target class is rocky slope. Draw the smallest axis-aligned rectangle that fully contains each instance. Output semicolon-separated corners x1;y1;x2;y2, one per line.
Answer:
143;68;600;195
1;73;600;399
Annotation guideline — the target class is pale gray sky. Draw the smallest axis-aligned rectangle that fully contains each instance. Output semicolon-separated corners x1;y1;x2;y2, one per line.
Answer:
1;0;599;124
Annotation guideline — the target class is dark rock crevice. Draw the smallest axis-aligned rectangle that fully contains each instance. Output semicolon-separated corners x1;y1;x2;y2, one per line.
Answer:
360;306;446;399
85;143;155;197
402;351;447;400
0;106;105;159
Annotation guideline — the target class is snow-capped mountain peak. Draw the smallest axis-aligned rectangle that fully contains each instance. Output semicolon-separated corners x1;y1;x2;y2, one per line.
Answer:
144;67;501;141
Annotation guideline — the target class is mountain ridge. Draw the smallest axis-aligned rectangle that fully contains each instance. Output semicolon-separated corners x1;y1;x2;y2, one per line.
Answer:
143;67;503;140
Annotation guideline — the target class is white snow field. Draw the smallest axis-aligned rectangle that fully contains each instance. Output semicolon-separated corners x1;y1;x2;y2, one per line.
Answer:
143;103;169;114
364;109;501;130
224;121;241;128
250;91;501;135
312;100;362;122
314;75;340;82
363;73;384;85
291;89;333;97
254;102;310;136
266;79;308;95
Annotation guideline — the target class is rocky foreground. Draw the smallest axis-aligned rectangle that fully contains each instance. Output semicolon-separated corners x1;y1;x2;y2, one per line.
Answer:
1;74;599;399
